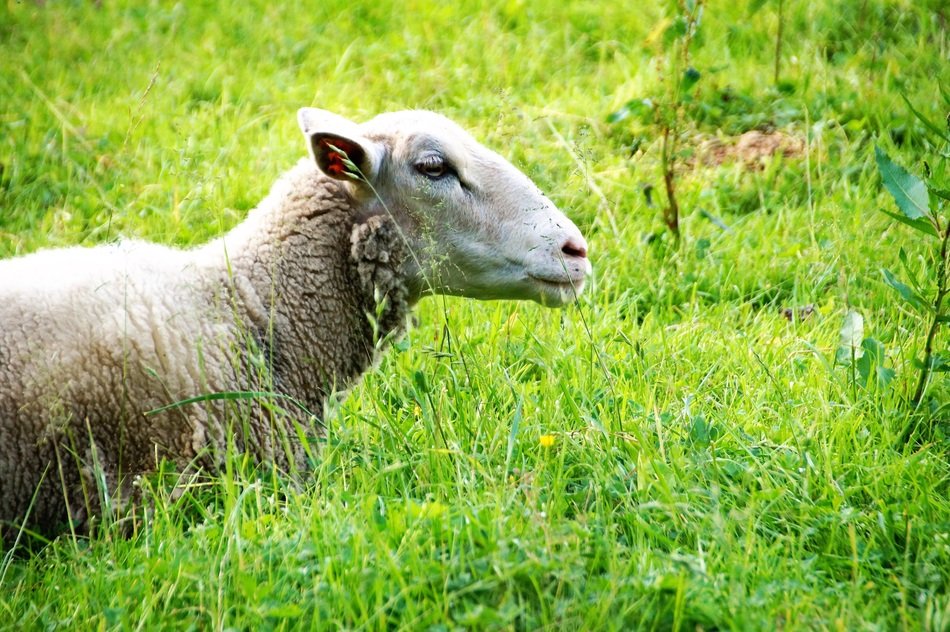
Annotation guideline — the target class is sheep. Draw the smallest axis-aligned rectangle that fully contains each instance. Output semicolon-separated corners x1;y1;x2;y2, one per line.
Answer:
0;108;591;537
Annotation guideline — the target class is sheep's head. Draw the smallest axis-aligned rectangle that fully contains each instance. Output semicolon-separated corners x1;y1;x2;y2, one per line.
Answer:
297;108;591;307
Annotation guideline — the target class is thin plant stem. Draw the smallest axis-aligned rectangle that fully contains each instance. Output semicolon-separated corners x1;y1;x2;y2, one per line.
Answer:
912;224;950;407
774;0;784;85
662;125;680;238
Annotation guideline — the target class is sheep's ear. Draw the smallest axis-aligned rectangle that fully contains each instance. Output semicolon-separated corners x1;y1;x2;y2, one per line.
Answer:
309;133;372;181
297;108;378;182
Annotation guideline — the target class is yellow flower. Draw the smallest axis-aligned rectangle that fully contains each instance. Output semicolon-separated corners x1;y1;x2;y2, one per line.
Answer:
539;434;556;448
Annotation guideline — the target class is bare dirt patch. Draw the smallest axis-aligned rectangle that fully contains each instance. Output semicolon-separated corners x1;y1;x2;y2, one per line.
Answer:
695;130;805;169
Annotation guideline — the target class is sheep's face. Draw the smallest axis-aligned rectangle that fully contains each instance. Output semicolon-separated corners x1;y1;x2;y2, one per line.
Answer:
298;108;591;307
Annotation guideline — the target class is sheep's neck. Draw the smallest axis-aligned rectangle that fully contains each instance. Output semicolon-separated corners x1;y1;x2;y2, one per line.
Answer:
227;164;410;418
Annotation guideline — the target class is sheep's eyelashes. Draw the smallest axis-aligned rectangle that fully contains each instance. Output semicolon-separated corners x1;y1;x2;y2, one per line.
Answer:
414;157;451;180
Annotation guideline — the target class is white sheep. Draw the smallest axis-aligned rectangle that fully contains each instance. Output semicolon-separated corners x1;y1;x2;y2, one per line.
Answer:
0;108;591;536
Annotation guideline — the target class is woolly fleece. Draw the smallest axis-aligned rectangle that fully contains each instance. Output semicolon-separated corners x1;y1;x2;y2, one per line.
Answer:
0;159;409;535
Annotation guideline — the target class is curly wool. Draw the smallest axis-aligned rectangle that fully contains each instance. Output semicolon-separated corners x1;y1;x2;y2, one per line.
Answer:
0;159;410;535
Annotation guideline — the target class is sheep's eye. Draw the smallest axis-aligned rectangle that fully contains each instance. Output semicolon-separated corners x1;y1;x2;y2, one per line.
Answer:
415;157;450;180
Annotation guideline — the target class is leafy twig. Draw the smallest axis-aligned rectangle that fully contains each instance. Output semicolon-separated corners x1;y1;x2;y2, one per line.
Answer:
874;96;950;437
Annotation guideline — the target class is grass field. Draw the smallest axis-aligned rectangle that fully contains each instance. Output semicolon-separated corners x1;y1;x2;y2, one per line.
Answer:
2;0;950;629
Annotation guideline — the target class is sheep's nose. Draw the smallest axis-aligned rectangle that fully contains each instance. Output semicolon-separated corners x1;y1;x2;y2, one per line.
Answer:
560;236;588;260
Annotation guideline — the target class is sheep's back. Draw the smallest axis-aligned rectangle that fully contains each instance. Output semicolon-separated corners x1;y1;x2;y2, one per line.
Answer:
0;241;242;530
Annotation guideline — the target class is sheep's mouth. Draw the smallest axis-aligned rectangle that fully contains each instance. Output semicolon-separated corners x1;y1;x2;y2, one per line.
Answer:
526;273;586;304
528;274;585;289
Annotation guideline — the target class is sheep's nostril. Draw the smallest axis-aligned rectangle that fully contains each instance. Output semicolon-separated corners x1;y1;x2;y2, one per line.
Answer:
561;238;588;260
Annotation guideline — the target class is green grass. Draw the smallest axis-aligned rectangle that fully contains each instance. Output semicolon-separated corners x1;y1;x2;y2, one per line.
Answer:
2;0;950;629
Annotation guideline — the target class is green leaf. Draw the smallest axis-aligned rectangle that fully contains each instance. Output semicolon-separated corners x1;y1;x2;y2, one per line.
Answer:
897;247;927;294
835;310;864;364
607;98;654;124
880;209;939;238
663;17;688;48
747;0;769;16
689;414;722;446
931;188;950;202
881;269;929;311
875;365;896;385
856;338;894;388
606;108;628;124
681;67;701;93
914;353;950;372
901;94;950;144
695;237;711;259
875;146;931;220
932;354;950;372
